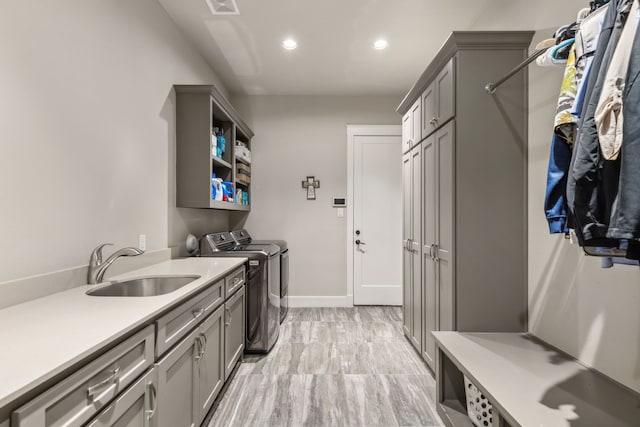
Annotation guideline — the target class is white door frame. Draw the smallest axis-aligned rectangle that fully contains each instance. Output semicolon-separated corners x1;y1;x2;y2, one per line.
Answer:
346;124;402;306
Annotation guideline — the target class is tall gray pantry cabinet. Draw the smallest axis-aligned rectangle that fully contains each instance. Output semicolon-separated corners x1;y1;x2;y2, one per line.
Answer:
400;32;531;370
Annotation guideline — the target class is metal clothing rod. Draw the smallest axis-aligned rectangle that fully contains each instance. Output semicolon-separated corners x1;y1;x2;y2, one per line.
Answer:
484;49;547;95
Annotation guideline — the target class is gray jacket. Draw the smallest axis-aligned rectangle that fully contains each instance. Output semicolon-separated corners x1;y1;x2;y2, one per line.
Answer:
566;0;628;245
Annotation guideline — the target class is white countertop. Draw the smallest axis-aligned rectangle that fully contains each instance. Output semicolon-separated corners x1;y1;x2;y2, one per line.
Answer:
0;257;246;410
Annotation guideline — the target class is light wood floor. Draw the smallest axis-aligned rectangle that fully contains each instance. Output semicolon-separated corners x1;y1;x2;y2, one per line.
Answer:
208;307;443;427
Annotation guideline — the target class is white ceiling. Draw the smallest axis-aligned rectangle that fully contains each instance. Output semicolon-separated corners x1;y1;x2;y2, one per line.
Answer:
158;0;586;96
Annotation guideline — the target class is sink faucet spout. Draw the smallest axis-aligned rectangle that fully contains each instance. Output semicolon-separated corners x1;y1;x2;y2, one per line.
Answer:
88;243;144;284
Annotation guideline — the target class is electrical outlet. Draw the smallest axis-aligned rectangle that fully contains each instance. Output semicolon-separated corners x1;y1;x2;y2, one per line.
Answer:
138;234;146;251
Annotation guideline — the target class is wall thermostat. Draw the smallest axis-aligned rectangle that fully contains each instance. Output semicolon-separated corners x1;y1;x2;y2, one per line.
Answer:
333;197;347;207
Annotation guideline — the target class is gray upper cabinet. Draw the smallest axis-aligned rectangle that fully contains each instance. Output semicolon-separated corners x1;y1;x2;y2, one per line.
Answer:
402;110;412;152
402;99;422;153
224;286;245;380
421;58;454;139
399;32;530;368
174;85;254;211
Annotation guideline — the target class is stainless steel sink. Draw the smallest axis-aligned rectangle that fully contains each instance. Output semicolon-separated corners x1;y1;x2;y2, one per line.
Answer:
87;275;201;297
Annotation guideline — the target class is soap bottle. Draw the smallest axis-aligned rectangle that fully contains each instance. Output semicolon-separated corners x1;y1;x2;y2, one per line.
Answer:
212;128;219;157
217;128;226;156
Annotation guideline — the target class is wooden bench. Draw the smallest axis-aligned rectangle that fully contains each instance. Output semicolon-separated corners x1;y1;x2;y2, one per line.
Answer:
433;332;640;427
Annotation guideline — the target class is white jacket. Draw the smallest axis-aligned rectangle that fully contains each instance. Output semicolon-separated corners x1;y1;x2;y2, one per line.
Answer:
595;0;640;160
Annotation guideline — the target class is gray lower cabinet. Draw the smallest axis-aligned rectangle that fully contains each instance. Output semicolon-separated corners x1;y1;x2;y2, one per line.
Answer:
196;305;225;425
9;268;246;427
155;328;199;427
421;122;454;370
224;286;245;380
12;326;155;427
155;286;245;427
86;369;156;427
402;144;422;352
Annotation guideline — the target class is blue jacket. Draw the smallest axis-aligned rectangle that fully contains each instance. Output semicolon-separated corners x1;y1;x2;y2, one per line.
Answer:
545;133;572;233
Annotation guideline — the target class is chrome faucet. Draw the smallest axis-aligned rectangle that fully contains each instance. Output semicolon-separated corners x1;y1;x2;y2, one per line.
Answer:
88;243;144;284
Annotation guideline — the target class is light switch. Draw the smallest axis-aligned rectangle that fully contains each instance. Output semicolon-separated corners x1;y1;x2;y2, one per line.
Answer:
337;208;344;218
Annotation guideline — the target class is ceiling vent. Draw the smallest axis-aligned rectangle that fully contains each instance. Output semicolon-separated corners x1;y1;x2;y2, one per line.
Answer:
205;0;240;15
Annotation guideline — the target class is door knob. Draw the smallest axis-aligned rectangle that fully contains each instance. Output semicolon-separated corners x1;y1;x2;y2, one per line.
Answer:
355;239;366;245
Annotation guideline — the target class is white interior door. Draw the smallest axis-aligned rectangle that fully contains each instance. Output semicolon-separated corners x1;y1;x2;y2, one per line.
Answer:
353;133;402;305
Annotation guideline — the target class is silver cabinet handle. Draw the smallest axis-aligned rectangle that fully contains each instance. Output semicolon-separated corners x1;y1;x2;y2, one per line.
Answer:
225;307;232;327
145;382;157;421
87;366;120;400
194;335;205;361
428;244;434;260
192;308;205;318
202;333;208;354
433;244;440;262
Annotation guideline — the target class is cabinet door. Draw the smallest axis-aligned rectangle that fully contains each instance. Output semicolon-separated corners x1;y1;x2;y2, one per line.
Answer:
196;306;225;424
402;111;412;153
435;59;455;127
421;82;436;139
411;100;421;147
86;370;155;427
410;146;422;351
224;286;246;380
421;134;437;370
155;329;199;427
402;153;412;337
436;121;455;332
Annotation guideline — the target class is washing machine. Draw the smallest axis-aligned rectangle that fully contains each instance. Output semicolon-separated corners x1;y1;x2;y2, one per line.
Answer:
200;232;280;353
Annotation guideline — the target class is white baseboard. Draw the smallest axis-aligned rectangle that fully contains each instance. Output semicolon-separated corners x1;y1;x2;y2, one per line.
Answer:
288;295;353;308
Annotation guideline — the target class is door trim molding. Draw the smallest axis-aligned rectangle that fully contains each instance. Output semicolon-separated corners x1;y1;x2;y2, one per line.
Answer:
346;124;402;307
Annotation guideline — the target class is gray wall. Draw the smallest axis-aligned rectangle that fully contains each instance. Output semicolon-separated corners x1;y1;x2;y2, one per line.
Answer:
232;95;401;302
528;32;640;393
0;0;229;284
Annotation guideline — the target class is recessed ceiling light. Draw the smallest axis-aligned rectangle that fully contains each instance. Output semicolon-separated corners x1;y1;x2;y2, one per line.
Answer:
373;39;389;50
282;38;298;50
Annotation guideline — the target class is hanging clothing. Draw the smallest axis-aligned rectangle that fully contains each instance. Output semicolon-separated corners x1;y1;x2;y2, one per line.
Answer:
595;0;639;161
573;3;610;117
566;0;628;246
608;5;640;240
545;46;578;233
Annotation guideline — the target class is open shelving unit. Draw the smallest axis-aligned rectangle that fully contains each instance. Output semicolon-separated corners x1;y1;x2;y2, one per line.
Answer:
174;85;253;211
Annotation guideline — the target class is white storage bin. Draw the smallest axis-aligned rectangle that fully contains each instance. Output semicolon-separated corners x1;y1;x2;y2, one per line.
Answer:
464;375;493;427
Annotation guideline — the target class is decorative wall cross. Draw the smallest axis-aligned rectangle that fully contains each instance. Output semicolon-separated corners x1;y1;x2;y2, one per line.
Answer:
302;176;320;200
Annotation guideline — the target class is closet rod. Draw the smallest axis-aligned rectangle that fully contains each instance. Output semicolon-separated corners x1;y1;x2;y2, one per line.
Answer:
484;49;546;95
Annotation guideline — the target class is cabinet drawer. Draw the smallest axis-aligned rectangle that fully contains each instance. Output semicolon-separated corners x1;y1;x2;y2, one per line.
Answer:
85;368;155;427
12;325;154;427
224;267;245;299
155;279;224;357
